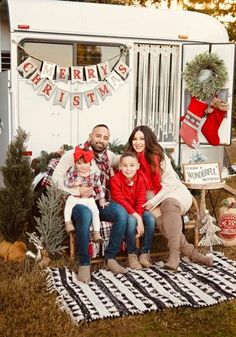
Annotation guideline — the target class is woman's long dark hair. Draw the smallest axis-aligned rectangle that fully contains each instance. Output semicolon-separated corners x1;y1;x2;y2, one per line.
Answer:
127;125;164;172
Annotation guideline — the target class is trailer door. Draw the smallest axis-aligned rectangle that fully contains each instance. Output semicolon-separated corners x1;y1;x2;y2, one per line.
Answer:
181;43;235;146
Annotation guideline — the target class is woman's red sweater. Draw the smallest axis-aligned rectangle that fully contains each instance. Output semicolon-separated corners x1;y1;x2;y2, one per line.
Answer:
110;171;146;215
137;151;162;194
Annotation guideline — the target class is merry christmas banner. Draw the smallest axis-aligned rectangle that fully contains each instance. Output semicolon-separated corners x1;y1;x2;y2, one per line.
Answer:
17;57;130;110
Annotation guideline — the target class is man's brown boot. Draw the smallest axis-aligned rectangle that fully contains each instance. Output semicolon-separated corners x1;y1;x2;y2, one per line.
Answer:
106;259;128;274
77;265;91;283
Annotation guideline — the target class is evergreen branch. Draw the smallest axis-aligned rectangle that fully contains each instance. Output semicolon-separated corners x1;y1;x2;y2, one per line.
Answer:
35;184;67;256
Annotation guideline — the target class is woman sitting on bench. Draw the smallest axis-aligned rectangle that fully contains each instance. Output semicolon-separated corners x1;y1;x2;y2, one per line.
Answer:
127;125;213;272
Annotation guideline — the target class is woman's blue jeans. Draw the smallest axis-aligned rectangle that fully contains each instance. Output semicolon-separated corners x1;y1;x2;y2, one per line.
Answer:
126;211;156;254
72;201;127;265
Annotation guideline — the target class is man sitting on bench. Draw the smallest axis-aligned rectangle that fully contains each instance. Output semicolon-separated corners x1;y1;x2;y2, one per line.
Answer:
52;124;128;283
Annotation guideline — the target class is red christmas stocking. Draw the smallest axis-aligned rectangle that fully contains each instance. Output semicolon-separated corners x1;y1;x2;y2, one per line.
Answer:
179;97;208;148
201;107;226;146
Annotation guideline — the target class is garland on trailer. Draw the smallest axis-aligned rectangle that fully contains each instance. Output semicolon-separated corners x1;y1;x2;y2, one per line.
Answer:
16;43;130;110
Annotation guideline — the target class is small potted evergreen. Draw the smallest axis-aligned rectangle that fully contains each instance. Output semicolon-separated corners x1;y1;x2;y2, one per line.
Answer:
0;128;34;262
34;183;67;267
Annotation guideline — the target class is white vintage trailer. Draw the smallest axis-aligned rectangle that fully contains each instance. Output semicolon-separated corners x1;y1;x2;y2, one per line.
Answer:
0;0;235;173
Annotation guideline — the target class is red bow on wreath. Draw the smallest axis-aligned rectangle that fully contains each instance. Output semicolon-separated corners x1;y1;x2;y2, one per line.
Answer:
73;146;93;163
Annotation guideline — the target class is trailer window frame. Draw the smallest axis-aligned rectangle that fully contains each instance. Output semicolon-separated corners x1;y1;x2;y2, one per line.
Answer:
17;39;129;76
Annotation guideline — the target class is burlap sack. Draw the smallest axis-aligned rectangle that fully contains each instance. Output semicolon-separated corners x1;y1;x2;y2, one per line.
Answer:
218;198;236;246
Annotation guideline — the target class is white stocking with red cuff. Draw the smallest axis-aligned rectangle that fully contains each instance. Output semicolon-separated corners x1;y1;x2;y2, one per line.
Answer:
179;97;208;148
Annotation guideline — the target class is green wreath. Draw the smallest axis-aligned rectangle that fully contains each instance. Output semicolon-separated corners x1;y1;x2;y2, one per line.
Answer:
183;52;228;101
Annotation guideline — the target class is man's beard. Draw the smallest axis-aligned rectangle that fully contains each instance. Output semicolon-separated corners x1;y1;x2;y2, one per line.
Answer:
90;142;106;153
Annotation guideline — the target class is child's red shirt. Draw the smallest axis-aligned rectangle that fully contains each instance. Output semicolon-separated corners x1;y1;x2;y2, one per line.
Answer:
110;171;146;215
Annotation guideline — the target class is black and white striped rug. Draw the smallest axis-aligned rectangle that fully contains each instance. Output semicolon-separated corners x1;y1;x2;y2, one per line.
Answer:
46;252;236;323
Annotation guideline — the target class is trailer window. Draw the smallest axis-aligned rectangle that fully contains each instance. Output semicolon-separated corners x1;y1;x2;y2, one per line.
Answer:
133;44;179;143
18;42;74;67
18;42;126;73
76;44;125;68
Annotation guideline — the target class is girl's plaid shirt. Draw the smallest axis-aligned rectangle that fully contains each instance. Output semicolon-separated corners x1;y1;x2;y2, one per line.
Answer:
64;166;105;200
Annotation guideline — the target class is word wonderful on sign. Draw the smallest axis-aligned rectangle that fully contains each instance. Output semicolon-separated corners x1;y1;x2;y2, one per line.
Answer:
183;162;221;184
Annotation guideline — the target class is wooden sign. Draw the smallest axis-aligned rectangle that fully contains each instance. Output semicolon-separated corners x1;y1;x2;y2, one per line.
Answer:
183;162;221;184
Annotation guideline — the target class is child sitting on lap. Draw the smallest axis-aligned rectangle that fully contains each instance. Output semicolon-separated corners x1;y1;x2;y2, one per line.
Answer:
64;146;108;242
110;152;155;269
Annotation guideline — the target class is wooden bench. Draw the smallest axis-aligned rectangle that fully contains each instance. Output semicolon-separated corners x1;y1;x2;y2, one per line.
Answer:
69;195;200;263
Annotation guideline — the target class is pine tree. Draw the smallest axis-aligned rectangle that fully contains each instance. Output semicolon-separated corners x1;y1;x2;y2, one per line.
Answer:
34;184;67;256
0;128;34;243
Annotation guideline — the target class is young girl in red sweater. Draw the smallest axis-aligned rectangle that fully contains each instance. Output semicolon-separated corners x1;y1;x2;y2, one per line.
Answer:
110;152;155;270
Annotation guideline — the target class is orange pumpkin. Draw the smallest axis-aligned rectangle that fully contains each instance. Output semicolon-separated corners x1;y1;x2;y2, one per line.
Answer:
0;240;11;261
0;240;26;262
